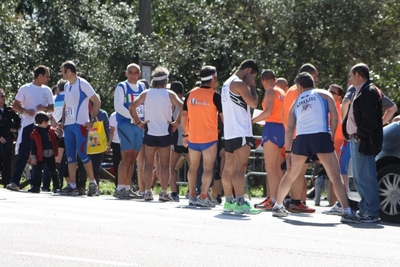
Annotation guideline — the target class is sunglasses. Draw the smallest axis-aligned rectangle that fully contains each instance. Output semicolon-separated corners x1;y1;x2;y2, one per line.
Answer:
328;91;339;96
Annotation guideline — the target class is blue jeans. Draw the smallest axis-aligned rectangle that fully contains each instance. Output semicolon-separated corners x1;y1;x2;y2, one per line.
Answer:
11;124;34;186
350;137;380;216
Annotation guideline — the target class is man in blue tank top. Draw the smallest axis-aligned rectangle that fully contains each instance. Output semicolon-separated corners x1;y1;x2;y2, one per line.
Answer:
272;72;360;224
113;63;145;199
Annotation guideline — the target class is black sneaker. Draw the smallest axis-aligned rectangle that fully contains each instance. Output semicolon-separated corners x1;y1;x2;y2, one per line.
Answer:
360;215;380;223
27;186;40;193
60;184;78;195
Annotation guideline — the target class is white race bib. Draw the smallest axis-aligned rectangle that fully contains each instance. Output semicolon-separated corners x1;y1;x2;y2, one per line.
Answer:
136;105;144;119
65;106;74;119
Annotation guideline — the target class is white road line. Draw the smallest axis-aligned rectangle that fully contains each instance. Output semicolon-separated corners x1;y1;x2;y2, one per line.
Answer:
9;251;137;266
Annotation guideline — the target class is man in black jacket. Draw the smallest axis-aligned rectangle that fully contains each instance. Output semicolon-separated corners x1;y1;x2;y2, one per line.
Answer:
0;89;21;187
343;63;383;223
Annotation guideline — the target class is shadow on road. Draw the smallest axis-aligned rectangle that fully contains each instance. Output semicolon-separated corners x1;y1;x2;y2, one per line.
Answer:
214;213;252;221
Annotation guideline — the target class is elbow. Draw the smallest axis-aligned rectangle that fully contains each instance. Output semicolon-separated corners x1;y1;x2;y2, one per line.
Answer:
249;101;258;109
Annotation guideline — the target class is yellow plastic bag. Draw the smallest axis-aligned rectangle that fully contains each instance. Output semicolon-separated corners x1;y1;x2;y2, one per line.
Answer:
87;121;107;154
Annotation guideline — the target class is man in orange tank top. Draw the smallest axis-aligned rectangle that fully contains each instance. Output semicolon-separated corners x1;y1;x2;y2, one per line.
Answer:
252;69;286;210
181;66;223;208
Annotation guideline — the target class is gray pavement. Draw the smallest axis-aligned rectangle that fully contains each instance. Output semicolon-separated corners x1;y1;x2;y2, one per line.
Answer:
1;188;400;267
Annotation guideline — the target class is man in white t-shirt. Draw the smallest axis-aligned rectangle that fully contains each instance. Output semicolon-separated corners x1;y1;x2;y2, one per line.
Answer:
6;65;54;191
59;61;101;196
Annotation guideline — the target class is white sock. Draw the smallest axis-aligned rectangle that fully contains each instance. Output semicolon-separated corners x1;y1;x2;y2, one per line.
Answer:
270;197;276;204
68;182;76;189
90;180;97;184
117;185;125;191
344;207;352;215
125;185;131;191
274;203;283;208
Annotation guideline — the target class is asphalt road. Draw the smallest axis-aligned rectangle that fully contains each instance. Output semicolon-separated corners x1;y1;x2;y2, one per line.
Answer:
1;188;400;267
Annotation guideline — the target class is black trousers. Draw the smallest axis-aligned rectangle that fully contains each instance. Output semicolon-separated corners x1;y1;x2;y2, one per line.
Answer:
89;152;105;185
32;156;60;189
0;136;14;185
111;142;121;186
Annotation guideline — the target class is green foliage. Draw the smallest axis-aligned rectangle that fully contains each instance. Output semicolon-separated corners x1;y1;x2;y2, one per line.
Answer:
1;0;400;114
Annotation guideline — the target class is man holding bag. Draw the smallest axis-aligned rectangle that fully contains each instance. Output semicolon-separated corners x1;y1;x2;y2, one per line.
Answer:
85;96;109;196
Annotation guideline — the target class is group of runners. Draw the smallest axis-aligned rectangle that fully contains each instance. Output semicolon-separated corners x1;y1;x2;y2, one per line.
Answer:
4;59;387;224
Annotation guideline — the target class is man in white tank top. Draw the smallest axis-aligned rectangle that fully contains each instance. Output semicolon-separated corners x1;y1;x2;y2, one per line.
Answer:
220;59;261;215
130;67;183;202
272;72;360;224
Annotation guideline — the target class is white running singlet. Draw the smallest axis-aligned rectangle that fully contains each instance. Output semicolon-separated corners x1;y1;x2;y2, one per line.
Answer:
144;88;172;136
294;89;330;136
221;75;252;139
64;77;96;126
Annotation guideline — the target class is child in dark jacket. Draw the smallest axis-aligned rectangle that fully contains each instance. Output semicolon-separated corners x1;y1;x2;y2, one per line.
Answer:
28;112;60;193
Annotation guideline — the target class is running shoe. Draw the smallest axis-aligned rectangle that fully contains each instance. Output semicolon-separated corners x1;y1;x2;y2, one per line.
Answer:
129;190;144;199
6;183;20;191
359;214;381;223
254;197;270;208
159;191;173;202
113;188;130;199
143;191;154;201
196;195;216;208
234;201;262;215
27;186;40;193
60;184;78;195
254;197;274;210
322;201;343;215
340;211;361;224
223;201;235;212
87;182;98;197
289;202;316;213
272;206;289;217
169;192;180;202
188;195;197;206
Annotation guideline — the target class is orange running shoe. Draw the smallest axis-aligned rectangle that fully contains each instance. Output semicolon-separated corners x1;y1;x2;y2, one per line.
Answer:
254;197;274;210
289;202;316;213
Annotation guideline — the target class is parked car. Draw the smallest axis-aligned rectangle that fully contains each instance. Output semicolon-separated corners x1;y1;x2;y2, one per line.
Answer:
348;121;400;223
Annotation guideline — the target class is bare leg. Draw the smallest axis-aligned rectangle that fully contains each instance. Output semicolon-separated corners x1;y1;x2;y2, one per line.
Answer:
143;145;157;190
119;149;139;186
276;154;308;204
200;143;217;195
169;149;180;193
231;145;251;196
136;147;145;191
317;153;350;209
158;146;171;191
290;163;308;199
222;152;234;197
263;141;283;199
68;162;78;184
187;149;201;195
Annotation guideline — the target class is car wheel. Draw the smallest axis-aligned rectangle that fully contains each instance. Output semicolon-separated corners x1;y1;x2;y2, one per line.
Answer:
377;164;400;223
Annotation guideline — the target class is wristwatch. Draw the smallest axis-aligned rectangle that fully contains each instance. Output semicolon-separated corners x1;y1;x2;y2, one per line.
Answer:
90;117;96;123
182;133;189;137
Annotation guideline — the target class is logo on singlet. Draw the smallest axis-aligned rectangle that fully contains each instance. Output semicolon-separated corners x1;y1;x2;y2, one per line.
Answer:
301;103;312;112
190;98;209;106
